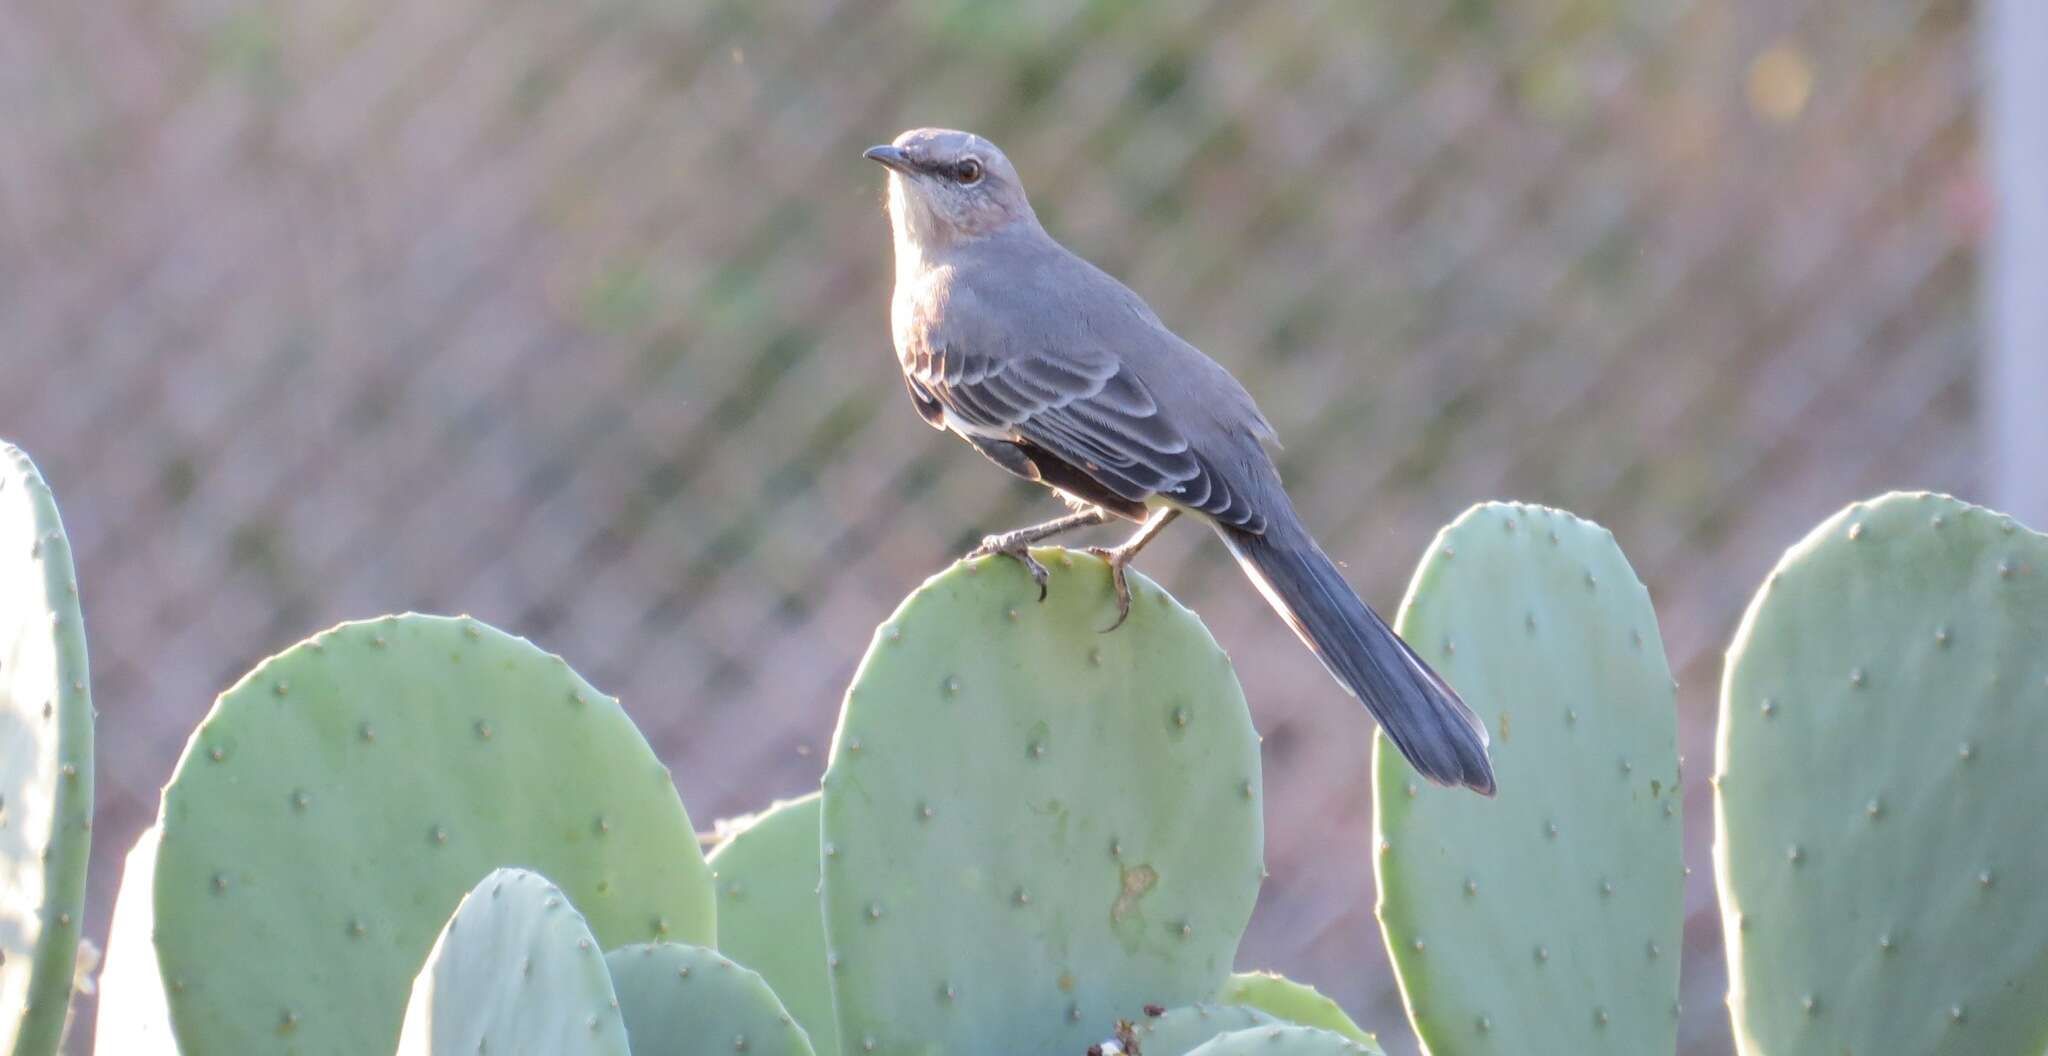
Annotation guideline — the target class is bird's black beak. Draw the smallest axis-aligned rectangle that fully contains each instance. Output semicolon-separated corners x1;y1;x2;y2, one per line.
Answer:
863;144;915;174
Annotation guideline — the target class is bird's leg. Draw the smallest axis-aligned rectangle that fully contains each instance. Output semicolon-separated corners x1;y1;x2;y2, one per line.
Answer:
1088;507;1181;631
967;508;1113;600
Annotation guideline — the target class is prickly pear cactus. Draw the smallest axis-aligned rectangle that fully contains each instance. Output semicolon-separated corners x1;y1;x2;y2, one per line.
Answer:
1374;503;1681;1054
0;443;94;1056
606;943;816;1056
820;553;1263;1054
152;614;713;1055
92;828;173;1054
1220;972;1373;1046
1186;1024;1381;1055
395;868;628;1055
1118;1004;1278;1056
706;793;837;1055
1716;492;2048;1055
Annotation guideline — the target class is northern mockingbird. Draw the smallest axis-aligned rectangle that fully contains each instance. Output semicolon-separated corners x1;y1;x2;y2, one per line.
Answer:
865;128;1495;795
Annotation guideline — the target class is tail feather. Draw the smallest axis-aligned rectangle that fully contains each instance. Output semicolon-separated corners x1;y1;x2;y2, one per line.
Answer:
1220;520;1496;795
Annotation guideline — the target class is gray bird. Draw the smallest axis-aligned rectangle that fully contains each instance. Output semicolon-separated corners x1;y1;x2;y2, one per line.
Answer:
865;128;1495;795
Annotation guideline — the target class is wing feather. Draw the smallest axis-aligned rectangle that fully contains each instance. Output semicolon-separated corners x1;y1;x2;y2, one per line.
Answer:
912;338;1264;530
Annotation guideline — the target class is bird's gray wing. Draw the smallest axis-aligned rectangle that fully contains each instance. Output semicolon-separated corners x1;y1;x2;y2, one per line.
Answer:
910;337;1266;532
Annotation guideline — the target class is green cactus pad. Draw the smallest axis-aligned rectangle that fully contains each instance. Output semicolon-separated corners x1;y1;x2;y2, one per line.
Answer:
1185;1024;1381;1056
1219;972;1374;1046
395;868;629;1055
1716;492;2048;1055
820;552;1263;1054
1373;503;1681;1054
706;793;837;1055
152;613;713;1055
0;443;94;1056
606;943;817;1056
92;827;174;1055
1117;1003;1278;1056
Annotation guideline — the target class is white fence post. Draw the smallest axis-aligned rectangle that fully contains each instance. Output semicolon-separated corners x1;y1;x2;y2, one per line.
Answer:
1985;0;2048;528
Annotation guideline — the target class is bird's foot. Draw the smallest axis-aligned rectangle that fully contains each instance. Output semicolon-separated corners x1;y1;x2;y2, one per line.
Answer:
1084;507;1181;632
1085;543;1140;632
967;534;1051;601
962;509;1114;602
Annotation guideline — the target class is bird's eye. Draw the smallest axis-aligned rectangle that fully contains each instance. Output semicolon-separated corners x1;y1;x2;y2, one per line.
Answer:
956;158;984;185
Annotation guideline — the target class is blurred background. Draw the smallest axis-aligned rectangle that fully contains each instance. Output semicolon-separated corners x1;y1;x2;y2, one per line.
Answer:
2;0;2030;1051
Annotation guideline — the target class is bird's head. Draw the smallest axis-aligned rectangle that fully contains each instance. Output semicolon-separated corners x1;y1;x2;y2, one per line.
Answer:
865;128;1036;250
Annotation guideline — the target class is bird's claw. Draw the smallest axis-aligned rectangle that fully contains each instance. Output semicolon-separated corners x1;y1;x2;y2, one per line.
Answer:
969;536;1050;602
1087;546;1135;632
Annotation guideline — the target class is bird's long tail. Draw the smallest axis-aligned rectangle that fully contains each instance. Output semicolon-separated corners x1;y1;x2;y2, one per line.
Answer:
1218;516;1496;795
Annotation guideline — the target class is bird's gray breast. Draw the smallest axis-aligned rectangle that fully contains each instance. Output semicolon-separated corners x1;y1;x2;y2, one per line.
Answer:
893;271;1008;440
